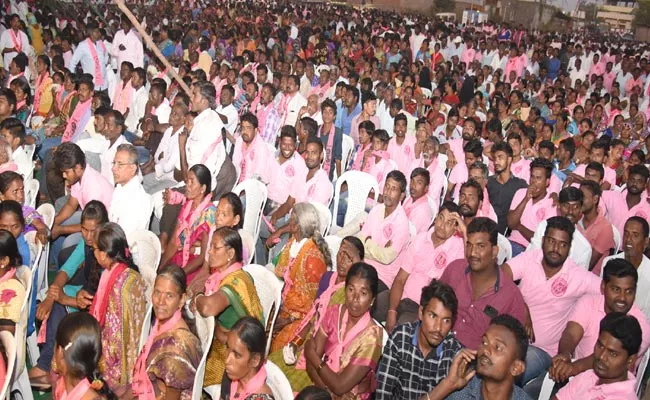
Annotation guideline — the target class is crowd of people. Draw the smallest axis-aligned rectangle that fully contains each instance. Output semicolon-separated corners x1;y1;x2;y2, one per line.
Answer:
0;0;649;398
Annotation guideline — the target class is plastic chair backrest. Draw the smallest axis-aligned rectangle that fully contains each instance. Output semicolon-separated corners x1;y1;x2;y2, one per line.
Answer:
310;201;332;237
137;305;153;352
636;349;650;395
332;171;379;229
537;372;555;400
36;204;55;229
324;235;343;272
339;135;355;175
612;225;621;254
24;179;39;209
497;233;513;265
0;331;16;399
191;314;215;400
265;360;294;400
14;266;32;379
233;179;268;246
24;231;43;276
243;264;283;355
127;230;162;301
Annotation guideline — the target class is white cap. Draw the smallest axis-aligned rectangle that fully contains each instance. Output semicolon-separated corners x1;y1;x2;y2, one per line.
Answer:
454;37;462;44
316;65;330;74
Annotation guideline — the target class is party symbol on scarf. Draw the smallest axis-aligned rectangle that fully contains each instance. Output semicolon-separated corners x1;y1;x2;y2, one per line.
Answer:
383;224;393;239
0;289;17;304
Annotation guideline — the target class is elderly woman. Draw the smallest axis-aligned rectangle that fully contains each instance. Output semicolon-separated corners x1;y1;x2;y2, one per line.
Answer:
270;202;331;352
269;236;365;392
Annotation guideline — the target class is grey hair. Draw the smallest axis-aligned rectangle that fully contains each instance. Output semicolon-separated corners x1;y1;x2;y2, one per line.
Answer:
0;138;13;164
469;161;489;179
293;202;332;269
116;143;139;173
197;80;217;109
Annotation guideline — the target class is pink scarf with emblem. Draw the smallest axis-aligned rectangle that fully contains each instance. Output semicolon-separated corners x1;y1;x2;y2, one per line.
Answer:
62;97;92;142
132;310;183;399
33;72;51;115
319;124;336;175
238;135;259;183
174;194;213;267
86;38;105;87
9;29;22;53
204;262;243;295
325;305;371;371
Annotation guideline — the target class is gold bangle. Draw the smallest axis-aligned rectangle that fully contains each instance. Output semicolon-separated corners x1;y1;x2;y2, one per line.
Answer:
387;309;398;314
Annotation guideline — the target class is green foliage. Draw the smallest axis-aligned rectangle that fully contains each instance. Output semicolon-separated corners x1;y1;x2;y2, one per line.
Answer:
634;0;650;27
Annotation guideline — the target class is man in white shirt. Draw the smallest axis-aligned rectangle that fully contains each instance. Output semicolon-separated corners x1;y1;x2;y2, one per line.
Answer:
109;143;152;234
99;110;130;185
279;75;307;128
0;117;32;178
110;17;144;69
69;21;109;92
569;59;588;86
528;187;592;270
124;68;149;136
215;84;239;136
0;14;29;72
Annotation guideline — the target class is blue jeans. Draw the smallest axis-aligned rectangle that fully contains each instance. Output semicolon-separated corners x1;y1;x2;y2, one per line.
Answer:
38;136;61;160
36;302;69;371
256;214;290;265
49;199;82;267
520;345;552;398
123;131;151;165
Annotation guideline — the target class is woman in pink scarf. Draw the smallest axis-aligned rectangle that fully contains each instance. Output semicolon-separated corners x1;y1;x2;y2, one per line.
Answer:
129;266;201;400
303;262;383;400
160;164;217;284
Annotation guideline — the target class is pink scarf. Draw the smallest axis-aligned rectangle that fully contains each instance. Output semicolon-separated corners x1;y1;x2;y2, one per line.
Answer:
230;365;267;400
175;194;213;266
132;310;183;399
238;135;259;183
325;305;371;371
9;30;22;53
86;38;104;87
0;268;16;284
60;378;91;400
204;262;243;295
62;97;92;142
352;143;371;171
89;263;127;327
6;72;24;88
113;80;133;114
319;124;336;175
33;72;50;114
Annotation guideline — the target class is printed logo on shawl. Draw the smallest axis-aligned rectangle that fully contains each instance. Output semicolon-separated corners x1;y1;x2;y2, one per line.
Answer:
0;289;16;304
286;165;295;178
636;210;649;220
434;252;447;269
308;184;316;197
551;275;568;297
383;224;393;239
536;208;546;221
404;146;411;156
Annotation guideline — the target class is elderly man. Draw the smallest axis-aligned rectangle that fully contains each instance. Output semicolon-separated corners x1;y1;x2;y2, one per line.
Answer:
109;144;153;234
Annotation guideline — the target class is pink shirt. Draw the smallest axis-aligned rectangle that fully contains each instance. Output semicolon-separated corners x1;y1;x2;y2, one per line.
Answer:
556;370;637;400
510;158;531;183
601;190;650;239
407;157;446;213
573;164;616;188
447;138;466;166
507;249;601;356
625;76;643;95
403;195;433;233
367;156;396;193
578;211;615;276
70;166;114;211
477;192;498;222
460;48;476;66
448;162;468;201
508;189;557;247
603;70;617;91
569;294;650;360
349;114;380;146
267;154;308;205
361;204;410;287
351;143;371;171
399;227;465;302
290;169;333;206
588;62;605;78
387;135;417;173
232;134;272;184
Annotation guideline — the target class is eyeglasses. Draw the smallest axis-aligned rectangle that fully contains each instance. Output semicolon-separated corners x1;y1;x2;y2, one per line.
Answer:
111;161;136;168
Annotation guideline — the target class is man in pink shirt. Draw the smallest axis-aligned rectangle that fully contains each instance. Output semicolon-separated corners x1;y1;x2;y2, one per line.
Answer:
507;158;557;255
446;139;483;202
51;142;114;266
468;163;498;222
380;202;465;331
588;53;605;79
502;216;602;386
578;181;616;274
356;170;410;294
407;135;446;211
508;133;531;183
603;62;617;91
601;165;650;237
440;118;480;171
266;126;308;210
349;92;380;146
460;38;477;67
624;67;643;96
387;114;416;172
555;313;641;400
566;142;616;190
364;129;396;195
402;168;433;234
549;258;650;384
232;112;273;184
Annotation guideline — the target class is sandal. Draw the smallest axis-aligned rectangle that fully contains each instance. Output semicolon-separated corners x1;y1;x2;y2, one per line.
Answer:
29;374;52;390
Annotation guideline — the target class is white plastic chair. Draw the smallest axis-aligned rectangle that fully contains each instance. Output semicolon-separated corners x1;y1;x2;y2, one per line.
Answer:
310;201;332;237
233;179;268;257
265;360;294;400
24;179;39;209
127;230;162;301
239;228;256;265
191;314;215;400
440;177;449;205
243;264;282;355
537;372;555;400
612;225;621;254
421;87;433;98
636;349;650;395
12;266;34;400
138;305;153;352
0;331;16;400
375;319;389;350
324;235;343;272
24;231;43;367
336;135;355;178
331;171;379;230
35;204;55;301
438;153;450;176
497;233;512;264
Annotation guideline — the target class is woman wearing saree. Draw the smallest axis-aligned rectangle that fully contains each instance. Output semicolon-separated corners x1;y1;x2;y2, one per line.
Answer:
269;236;364;392
28;70;78;147
129;265;201;400
31;55;54;128
90;222;147;393
160;164;216;284
303;262;383;400
270;202;331;353
192;227;264;387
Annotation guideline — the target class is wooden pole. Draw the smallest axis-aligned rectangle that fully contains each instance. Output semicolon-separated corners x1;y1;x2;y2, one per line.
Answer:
114;0;192;97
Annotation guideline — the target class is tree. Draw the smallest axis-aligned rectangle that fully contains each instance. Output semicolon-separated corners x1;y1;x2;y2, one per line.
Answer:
580;3;598;23
634;0;650;27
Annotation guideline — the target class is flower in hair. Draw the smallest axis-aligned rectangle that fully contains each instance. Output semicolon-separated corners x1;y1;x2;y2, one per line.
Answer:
90;379;104;391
